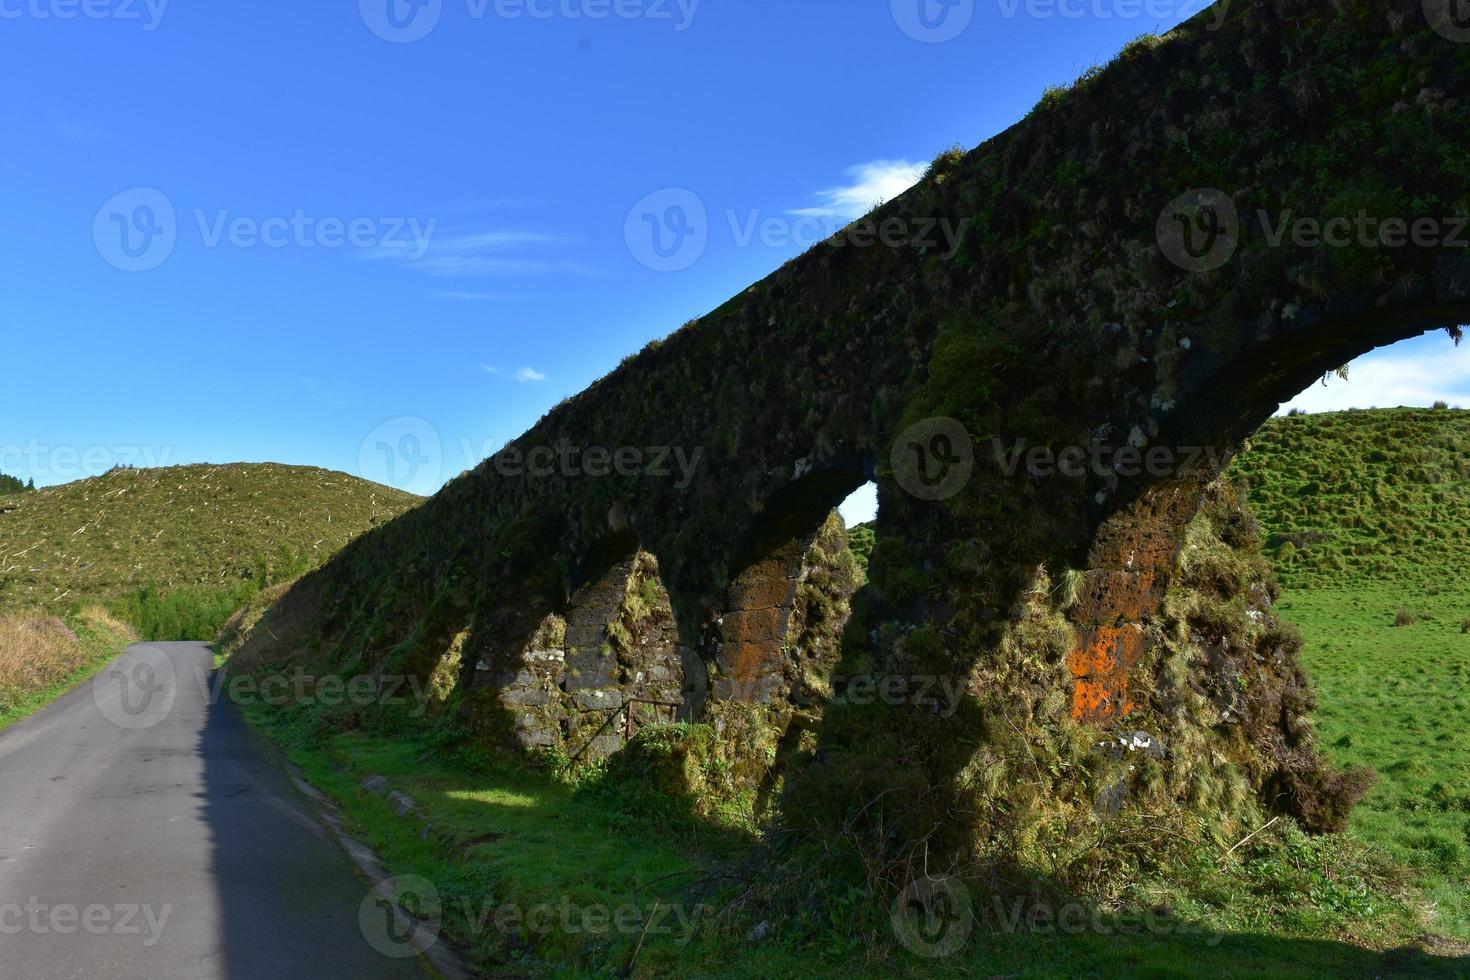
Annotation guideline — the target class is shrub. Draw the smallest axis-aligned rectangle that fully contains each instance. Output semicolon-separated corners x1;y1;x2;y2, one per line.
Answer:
1393;608;1418;628
1461;618;1470;634
1432;400;1450;410
110;582;260;642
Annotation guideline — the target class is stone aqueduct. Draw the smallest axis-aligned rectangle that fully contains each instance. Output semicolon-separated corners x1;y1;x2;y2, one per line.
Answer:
250;1;1470;838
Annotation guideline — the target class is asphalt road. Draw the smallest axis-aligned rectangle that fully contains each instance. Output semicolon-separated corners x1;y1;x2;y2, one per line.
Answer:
0;642;433;979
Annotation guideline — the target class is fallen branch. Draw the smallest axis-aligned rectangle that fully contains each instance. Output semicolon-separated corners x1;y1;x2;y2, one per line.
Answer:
1221;815;1281;861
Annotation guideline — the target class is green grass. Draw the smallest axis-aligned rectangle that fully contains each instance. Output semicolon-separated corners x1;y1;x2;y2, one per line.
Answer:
1276;585;1470;942
1229;406;1470;948
234;700;1463;978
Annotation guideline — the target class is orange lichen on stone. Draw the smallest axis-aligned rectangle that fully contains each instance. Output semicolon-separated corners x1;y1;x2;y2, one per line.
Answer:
1067;625;1144;721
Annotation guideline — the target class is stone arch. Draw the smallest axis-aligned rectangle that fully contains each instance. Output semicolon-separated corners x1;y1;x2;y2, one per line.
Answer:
708;462;870;707
467;535;689;759
1065;299;1470;724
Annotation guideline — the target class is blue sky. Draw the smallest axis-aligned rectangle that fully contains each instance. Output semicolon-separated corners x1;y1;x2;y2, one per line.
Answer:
2;1;1463;528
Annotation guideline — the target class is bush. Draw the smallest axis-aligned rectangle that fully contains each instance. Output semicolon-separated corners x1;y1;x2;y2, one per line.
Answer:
0;473;34;496
1432;400;1450;410
1393;608;1418;628
110;582;260;642
1461;618;1470;635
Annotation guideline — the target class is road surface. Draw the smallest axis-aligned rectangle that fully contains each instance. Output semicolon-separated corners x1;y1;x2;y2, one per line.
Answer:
0;642;433;979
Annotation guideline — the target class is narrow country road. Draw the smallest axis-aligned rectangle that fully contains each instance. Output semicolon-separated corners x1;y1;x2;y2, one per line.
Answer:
0;642;432;979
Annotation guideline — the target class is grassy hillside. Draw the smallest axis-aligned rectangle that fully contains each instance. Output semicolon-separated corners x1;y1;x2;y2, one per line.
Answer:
1230;407;1470;943
0;464;419;634
1230;407;1470;591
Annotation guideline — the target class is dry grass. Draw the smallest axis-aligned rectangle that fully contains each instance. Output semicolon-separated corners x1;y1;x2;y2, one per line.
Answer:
0;606;138;717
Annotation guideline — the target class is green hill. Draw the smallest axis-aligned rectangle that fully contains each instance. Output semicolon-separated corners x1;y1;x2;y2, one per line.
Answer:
1230;407;1470;591
1231;406;1470;942
0;464;420;626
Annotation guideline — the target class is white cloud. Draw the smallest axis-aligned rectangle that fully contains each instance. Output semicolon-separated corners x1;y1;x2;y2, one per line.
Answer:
790;160;927;221
434;290;522;301
481;365;547;383
373;229;594;278
1278;333;1470;414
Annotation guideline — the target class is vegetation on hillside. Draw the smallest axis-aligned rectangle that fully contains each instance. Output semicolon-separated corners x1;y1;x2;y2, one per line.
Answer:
0;473;35;496
0;606;138;731
1231;406;1470;942
0;463;418;639
1231;408;1470;591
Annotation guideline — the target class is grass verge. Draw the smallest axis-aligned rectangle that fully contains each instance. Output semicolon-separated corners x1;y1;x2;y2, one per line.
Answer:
0;606;138;733
230;690;1467;978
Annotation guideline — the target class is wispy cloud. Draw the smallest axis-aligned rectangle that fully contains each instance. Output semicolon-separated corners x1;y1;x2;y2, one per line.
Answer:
482;364;549;384
433;290;525;301
1279;335;1470;414
374;228;595;278
790;160;927;221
